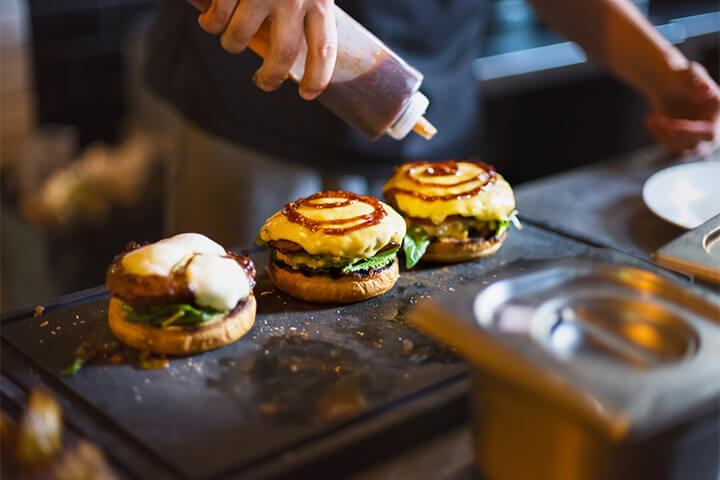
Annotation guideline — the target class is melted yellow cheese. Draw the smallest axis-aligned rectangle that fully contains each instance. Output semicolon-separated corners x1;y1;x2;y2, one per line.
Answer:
122;233;225;276
382;162;516;224
186;254;249;310
260;195;406;258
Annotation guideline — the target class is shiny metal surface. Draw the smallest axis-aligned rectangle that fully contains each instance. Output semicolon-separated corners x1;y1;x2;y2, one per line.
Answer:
474;265;702;369
410;252;720;480
653;213;720;283
706;227;720;259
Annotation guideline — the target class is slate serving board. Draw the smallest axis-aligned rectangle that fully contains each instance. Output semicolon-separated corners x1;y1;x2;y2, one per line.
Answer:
1;225;590;479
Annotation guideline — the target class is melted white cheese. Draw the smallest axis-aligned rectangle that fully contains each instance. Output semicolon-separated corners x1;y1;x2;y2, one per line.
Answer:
382;162;516;224
122;233;225;276
186;254;249;310
260;196;406;258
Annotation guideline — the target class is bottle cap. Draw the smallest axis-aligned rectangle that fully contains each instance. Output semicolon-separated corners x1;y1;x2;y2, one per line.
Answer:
387;92;430;140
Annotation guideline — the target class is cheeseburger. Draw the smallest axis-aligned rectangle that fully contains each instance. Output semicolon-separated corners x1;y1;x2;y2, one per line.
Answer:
106;233;256;354
259;191;406;303
383;161;517;266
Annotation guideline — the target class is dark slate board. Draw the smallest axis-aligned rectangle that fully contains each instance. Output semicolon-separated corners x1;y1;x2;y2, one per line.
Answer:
1;225;590;479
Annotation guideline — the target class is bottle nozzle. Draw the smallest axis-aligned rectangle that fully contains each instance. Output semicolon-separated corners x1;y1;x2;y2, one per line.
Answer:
387;91;432;140
413;116;437;140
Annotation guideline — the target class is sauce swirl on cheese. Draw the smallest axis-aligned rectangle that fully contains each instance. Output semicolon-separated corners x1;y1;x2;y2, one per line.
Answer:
382;161;515;224
261;192;406;259
282;191;387;235
384;161;498;202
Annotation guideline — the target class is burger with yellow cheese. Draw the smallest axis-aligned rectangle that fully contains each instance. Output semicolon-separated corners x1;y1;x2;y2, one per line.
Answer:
383;161;517;266
105;233;256;354
259;191;406;303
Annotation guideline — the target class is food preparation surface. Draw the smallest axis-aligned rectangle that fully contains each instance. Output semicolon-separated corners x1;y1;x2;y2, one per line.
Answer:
514;147;720;258
1;225;590;479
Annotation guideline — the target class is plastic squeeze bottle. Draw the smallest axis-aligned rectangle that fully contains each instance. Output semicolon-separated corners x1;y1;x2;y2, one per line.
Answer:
188;1;437;141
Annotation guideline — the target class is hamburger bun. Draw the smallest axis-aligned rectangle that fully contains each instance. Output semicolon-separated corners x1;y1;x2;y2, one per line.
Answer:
106;233;256;355
422;231;507;263
383;161;516;266
108;295;256;355
268;258;399;304
260;191;406;303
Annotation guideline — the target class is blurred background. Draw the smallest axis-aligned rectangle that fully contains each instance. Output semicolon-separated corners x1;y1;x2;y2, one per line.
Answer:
1;0;718;312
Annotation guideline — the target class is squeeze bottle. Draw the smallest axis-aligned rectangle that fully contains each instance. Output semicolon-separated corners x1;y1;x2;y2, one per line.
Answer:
188;1;437;141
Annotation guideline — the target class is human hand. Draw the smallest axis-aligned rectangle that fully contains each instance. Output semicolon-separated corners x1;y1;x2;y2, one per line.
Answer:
645;61;720;157
193;0;337;100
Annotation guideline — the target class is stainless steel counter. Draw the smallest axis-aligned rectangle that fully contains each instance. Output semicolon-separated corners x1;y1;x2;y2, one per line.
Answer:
515;147;719;258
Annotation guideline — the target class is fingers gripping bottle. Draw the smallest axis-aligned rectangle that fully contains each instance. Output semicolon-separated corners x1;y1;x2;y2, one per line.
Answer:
189;2;437;141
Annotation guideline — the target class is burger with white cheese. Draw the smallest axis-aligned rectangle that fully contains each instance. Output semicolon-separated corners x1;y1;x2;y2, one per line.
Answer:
383;161;517;266
105;233;256;354
259;191;406;303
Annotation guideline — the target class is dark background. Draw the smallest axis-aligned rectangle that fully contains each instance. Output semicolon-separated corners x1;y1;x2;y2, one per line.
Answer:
26;0;719;180
0;0;718;311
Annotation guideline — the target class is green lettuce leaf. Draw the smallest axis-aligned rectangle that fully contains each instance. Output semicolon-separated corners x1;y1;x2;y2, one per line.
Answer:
403;225;431;269
342;246;400;274
254;235;268;247
495;219;510;238
60;342;98;376
119;300;225;327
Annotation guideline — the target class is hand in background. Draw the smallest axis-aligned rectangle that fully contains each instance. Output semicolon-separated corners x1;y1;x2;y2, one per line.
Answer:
192;0;337;100
645;62;720;157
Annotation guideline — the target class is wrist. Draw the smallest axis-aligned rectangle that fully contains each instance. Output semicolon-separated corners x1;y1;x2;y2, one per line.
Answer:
642;46;690;107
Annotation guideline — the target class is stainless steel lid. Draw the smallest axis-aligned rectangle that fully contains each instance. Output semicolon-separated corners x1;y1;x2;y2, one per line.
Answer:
653;213;720;284
411;252;720;441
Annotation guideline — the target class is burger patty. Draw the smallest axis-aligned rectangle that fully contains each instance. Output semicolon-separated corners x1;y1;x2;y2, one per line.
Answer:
268;239;305;254
106;244;255;310
431;230;506;246
269;239;398;256
269;240;399;272
272;255;396;279
106;267;193;310
407;216;501;241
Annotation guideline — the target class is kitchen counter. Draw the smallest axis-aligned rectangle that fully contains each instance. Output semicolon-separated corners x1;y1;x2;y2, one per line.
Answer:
3;148;718;480
516;147;691;257
515;147;720;265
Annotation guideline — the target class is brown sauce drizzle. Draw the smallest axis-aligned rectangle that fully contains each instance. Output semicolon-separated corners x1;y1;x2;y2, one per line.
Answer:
384;161;499;203
281;191;386;235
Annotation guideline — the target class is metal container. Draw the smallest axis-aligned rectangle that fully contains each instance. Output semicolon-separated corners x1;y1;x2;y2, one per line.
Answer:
653;213;720;284
410;253;720;480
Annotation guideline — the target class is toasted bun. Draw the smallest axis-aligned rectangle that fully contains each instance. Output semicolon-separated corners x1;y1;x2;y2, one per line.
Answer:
268;258;399;304
422;232;507;263
108;295;256;355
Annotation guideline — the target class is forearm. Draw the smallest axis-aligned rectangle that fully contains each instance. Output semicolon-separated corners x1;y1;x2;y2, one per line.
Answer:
525;0;687;99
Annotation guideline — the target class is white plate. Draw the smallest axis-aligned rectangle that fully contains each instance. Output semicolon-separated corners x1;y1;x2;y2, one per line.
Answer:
642;161;720;229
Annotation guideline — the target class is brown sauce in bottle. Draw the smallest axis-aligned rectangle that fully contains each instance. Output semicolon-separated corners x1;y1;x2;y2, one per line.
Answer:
384;161;499;203
318;54;420;140
281;191;386;235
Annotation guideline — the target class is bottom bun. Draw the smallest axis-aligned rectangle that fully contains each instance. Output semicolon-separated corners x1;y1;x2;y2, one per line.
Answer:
108;295;256;355
268;258;399;304
422;232;507;263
